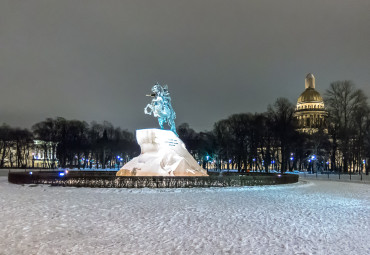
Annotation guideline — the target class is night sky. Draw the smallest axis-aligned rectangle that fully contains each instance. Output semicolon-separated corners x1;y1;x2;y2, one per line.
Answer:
1;0;369;132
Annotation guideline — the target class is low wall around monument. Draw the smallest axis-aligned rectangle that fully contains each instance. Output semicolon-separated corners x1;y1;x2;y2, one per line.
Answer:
8;171;298;188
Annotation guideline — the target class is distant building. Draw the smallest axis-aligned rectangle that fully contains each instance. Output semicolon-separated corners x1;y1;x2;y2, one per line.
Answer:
294;73;327;133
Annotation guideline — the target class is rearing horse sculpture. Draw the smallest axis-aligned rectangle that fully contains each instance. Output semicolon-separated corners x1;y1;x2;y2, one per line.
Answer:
144;83;178;136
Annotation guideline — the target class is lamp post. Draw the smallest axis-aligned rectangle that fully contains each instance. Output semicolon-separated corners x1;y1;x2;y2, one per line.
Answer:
206;155;210;172
290;156;294;171
311;155;317;177
116;156;120;169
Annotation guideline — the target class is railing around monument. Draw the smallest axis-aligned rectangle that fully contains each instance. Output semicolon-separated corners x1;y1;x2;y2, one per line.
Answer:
8;171;298;188
299;172;370;183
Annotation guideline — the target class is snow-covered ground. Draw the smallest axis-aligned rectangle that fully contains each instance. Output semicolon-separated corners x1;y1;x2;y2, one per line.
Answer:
0;177;369;255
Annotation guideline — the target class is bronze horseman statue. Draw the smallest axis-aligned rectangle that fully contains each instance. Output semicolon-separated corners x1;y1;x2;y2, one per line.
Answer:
144;83;178;136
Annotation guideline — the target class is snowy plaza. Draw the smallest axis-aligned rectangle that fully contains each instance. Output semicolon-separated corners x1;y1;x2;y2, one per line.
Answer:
1;176;369;255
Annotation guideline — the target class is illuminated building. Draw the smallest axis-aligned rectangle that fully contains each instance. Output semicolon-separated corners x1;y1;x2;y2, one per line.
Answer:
294;73;327;133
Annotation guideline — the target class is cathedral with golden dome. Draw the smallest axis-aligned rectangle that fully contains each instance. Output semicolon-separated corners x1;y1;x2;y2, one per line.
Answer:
294;73;327;133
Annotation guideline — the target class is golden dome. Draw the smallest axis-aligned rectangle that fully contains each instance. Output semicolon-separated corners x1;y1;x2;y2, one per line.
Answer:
297;88;323;103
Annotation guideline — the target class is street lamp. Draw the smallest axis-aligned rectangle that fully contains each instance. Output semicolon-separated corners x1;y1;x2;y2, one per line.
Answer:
205;155;210;171
271;160;275;172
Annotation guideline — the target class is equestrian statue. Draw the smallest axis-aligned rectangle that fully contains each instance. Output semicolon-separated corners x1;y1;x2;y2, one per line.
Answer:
144;83;178;136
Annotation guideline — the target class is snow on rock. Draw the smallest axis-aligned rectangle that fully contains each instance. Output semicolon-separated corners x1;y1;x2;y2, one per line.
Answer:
117;129;207;176
0;178;369;254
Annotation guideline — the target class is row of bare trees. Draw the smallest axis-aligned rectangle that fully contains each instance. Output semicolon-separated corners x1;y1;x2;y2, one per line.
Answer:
0;125;33;168
32;118;139;169
0;118;138;169
178;98;303;173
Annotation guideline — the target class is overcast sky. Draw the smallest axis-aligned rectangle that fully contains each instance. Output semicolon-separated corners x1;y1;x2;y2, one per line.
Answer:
1;0;369;132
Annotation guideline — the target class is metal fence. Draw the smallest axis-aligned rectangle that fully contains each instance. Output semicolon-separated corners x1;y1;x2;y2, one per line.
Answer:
7;171;299;188
299;172;370;183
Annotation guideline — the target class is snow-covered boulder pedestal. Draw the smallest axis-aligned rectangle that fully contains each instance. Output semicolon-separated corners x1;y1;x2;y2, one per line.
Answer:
116;129;208;176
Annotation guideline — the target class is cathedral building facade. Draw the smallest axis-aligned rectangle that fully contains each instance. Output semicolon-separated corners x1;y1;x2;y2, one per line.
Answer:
294;73;327;133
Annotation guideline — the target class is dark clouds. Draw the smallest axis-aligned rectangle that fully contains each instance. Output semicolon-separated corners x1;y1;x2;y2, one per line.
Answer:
1;0;369;131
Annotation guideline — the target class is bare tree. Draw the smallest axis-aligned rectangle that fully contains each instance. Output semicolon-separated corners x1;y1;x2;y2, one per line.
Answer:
178;123;199;157
32;118;60;168
267;98;296;172
0;124;12;168
325;81;368;173
364;115;370;175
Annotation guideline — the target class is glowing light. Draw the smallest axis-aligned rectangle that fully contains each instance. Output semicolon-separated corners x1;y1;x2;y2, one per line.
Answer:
117;156;120;159
229;159;232;163
65;170;69;174
290;157;294;161
277;174;281;177
311;155;316;160
59;172;65;177
253;158;256;162
29;172;33;175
